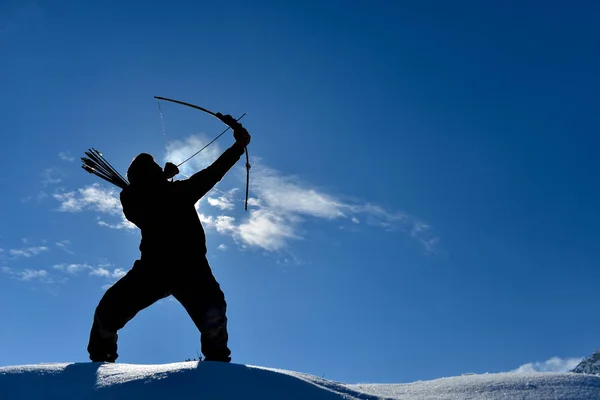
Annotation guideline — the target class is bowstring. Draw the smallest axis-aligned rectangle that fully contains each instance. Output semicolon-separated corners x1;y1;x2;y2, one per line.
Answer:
157;100;169;153
176;113;247;167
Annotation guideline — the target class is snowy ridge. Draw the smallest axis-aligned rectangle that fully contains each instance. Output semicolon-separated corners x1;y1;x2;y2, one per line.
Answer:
2;361;600;399
572;349;600;375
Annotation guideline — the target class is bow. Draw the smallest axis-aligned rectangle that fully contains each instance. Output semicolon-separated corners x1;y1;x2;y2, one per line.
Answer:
154;96;251;211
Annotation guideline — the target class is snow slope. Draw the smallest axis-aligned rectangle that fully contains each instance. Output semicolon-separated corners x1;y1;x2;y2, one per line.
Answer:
1;361;600;400
572;349;600;375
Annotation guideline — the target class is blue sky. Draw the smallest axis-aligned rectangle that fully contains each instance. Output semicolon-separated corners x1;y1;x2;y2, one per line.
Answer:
1;0;599;384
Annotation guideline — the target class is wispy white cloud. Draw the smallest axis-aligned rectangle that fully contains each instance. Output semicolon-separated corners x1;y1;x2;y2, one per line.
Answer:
49;261;127;290
207;195;235;210
89;267;111;278
54;184;121;214
21;192;48;203
214;215;237;235
96;265;128;290
217;244;228;251
19;269;49;281
53;263;126;280
248;167;346;219
58;151;75;162
53;263;93;274
410;222;440;252
40;168;63;186
89;266;126;279
9;246;49;258
51;136;439;253
237;209;299;251
512;356;583;373
97;219;135;230
53;184;135;230
55;240;74;254
112;268;127;279
199;162;438;252
2;267;56;283
164;134;223;177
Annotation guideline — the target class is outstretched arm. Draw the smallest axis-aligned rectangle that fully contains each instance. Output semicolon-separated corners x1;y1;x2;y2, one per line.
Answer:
179;142;246;203
176;116;251;203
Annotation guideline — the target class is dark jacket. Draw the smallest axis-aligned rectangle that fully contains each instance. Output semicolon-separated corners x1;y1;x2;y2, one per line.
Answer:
120;143;245;261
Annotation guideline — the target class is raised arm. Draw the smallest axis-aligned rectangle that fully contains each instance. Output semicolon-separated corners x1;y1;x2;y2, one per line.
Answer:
179;142;246;202
175;116;251;203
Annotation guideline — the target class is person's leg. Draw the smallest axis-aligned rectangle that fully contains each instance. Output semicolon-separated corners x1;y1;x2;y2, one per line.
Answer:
87;260;169;362
171;261;231;362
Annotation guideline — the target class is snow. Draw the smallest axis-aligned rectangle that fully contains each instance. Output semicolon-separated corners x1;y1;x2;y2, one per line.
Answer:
1;361;600;399
572;349;600;375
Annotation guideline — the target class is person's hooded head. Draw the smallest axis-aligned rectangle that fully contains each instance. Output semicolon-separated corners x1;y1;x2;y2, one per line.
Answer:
126;153;165;186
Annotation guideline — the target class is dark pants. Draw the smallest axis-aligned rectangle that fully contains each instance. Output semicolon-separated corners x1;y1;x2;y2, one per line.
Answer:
87;257;231;363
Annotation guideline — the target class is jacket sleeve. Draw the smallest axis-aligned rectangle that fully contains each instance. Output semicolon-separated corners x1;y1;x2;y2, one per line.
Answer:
178;142;245;203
